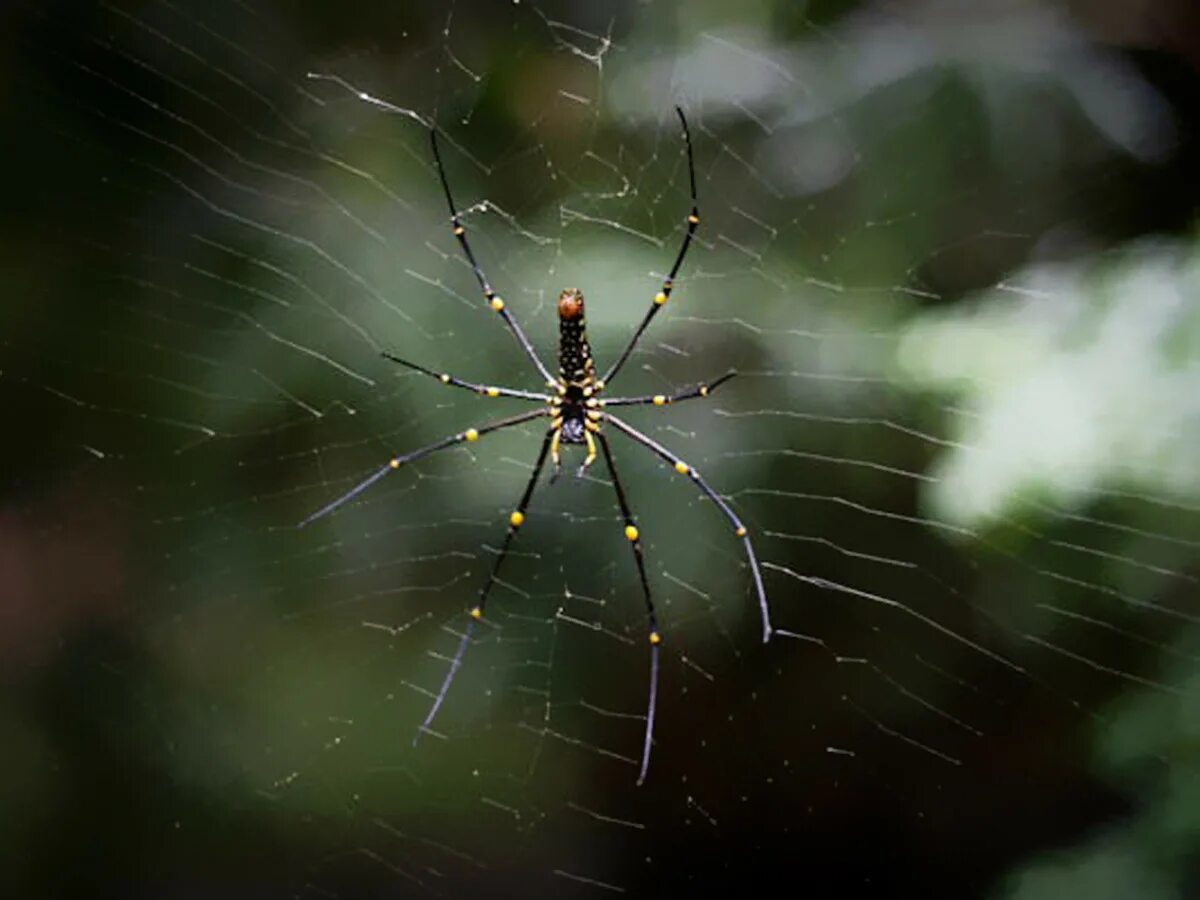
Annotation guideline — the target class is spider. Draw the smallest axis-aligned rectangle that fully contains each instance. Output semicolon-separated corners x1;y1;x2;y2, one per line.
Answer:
300;108;773;784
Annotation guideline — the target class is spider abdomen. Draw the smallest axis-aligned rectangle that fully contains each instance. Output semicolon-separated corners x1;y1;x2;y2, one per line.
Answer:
557;288;595;385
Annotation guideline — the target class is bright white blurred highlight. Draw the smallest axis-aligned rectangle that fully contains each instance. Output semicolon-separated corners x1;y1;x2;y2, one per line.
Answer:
899;239;1200;525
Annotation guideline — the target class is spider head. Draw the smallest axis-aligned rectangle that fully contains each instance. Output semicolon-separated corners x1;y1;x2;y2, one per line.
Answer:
560;417;586;444
557;288;585;321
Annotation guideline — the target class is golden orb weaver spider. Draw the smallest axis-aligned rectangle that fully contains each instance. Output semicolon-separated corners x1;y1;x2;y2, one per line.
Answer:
300;108;773;784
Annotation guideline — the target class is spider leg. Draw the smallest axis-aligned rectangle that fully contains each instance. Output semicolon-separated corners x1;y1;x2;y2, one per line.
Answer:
414;429;555;744
575;428;599;479
298;408;548;527
430;128;557;386
597;433;661;785
548;426;566;483
602;371;736;408
413;616;474;747
382;352;550;402
604;413;773;643
602;107;699;387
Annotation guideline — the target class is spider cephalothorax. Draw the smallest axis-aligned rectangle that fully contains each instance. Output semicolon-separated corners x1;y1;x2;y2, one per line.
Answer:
300;108;771;785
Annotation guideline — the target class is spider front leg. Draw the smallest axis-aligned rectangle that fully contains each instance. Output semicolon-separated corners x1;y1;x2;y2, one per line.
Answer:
605;413;773;643
547;428;600;483
414;429;555;744
578;430;599;479
597;433;661;785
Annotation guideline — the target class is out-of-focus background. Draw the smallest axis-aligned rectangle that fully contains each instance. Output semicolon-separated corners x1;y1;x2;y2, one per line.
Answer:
3;0;1199;896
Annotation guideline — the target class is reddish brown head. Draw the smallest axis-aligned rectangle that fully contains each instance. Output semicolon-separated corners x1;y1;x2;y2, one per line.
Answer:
558;288;585;321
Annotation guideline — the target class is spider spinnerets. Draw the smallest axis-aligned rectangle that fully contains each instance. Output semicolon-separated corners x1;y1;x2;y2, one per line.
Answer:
300;107;772;785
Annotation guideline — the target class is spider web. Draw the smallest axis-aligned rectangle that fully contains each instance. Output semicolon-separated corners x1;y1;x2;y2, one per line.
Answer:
6;1;1200;896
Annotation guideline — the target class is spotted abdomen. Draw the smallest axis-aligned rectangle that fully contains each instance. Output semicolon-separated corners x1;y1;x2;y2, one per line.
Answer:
557;288;595;385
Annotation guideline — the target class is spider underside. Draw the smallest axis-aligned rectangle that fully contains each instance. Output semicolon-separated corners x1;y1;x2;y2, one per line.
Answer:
300;108;773;785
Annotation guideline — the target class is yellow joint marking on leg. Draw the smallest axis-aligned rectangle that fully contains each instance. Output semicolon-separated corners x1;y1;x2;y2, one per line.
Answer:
470;606;482;620
653;291;668;306
510;511;525;527
486;387;500;397
389;458;401;469
550;429;562;463
584;431;597;468
585;419;601;432
699;385;709;396
594;379;605;390
440;373;451;383
585;397;598;408
583;385;593;397
674;461;689;475
735;526;748;537
687;213;700;225
490;296;505;312
464;428;480;442
652;394;667;406
649;631;662;645
625;524;639;542
453;225;465;236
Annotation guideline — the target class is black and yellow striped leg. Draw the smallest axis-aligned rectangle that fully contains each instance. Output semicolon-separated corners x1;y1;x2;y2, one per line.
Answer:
576;428;599;479
549;427;563;483
472;430;554;620
298;409;548;528
602;371;736;408
597;433;662;785
429;128;557;386
414;429;555;744
604;414;773;644
602;107;699;386
382;352;550;402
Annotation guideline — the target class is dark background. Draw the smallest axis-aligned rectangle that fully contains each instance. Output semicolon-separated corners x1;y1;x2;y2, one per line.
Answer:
3;1;1199;897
